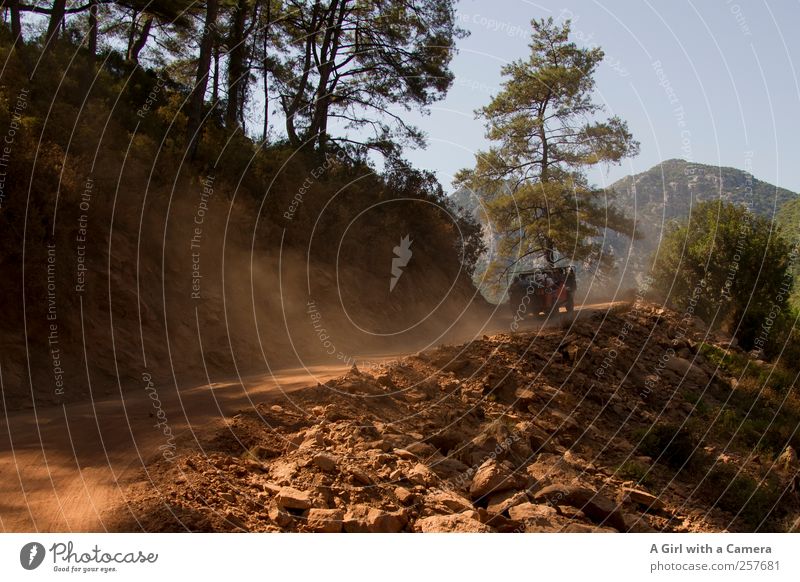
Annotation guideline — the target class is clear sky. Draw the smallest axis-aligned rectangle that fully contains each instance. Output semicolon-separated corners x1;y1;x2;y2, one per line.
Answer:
398;0;800;194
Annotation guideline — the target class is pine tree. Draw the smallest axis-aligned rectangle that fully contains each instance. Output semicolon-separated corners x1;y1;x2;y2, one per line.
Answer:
455;17;639;279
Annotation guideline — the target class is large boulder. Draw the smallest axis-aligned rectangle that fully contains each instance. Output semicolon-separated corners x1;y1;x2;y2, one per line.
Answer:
394;486;415;506
620;487;665;512
406;463;438;487
508;502;557;525
267;502;293;527
415;511;491;533
513;387;538;411
405;441;438;458
306;508;344;533
485;490;529;516
311;452;339;472
276;487;313;510
469;459;526;500
343;506;407;533
533;484;629;531
422;489;474;515
665;356;709;384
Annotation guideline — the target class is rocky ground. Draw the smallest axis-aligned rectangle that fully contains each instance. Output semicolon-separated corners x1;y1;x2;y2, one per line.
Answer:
112;302;800;533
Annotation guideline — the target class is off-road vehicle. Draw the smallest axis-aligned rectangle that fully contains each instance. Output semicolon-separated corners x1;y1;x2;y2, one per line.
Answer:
508;266;577;317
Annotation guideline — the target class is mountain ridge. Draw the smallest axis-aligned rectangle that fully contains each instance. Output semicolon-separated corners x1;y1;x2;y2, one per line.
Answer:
608;158;797;222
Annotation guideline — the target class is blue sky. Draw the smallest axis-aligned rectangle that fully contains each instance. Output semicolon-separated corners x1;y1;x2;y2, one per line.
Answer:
398;0;800;193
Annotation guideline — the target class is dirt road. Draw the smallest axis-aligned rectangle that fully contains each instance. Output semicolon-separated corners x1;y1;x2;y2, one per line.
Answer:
0;302;614;532
0;364;356;532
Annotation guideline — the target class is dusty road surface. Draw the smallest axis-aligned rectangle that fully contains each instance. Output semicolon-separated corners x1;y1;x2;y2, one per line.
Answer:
0;302;617;532
0;365;355;532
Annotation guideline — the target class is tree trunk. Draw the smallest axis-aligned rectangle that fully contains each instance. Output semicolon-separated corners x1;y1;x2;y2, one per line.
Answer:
87;0;98;61
537;99;554;266
261;0;271;140
262;71;268;140
126;10;138;58
307;0;346;151
127;15;152;64
225;0;247;128
45;0;67;46
187;0;219;158
283;1;320;147
212;43;219;103
3;0;23;43
544;236;555;266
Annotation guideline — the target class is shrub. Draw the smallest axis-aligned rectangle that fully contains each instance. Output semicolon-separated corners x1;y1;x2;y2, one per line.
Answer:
652;201;795;353
698;463;784;530
635;422;699;469
617;460;652;486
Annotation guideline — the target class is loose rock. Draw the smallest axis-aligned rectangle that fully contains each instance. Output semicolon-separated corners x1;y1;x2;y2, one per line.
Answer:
276;487;313;510
415;511;491;533
469;459;524;500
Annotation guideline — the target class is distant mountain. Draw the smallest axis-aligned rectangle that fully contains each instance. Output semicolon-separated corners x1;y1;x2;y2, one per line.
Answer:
448;187;502;301
605;159;798;285
449;187;483;220
610;158;796;221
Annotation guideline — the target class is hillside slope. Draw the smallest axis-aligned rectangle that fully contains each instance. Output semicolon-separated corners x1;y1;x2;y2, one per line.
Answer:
0;46;487;411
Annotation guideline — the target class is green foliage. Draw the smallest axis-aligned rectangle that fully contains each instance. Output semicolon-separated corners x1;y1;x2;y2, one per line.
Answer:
455;17;638;281
697;462;783;530
617;460;652;486
777;196;800;308
699;343;757;379
635;422;699;469
275;0;466;155
117;0;198;28
3;0;464;161
698;342;795;391
653;200;795;352
683;390;710;415
633;414;788;529
632;391;795;529
695;343;800;455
